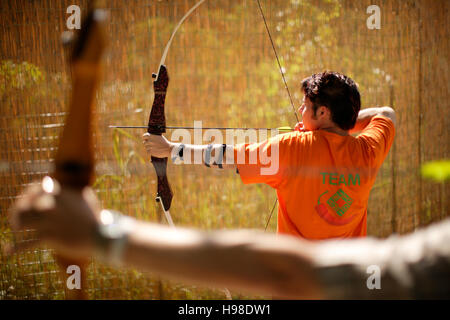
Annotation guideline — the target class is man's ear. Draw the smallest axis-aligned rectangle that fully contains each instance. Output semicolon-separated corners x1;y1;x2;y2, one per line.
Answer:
317;106;330;120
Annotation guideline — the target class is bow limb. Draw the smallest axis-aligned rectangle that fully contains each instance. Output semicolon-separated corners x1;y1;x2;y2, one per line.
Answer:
156;0;207;77
53;5;107;300
147;0;207;222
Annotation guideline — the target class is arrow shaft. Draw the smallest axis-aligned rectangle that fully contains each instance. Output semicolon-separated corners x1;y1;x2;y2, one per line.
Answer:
110;125;292;131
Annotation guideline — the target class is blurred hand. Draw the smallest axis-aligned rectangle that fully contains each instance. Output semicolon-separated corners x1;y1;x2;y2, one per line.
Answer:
294;121;307;132
142;133;172;158
7;177;101;259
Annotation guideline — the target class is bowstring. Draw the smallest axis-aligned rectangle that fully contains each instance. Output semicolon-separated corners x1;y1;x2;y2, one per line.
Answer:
256;0;299;123
256;0;299;231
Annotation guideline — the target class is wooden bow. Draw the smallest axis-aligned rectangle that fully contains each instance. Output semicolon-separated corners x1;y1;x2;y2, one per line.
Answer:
53;3;107;300
148;65;174;225
145;0;209;228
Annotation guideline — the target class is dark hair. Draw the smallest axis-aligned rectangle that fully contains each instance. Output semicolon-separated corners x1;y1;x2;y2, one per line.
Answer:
301;71;361;130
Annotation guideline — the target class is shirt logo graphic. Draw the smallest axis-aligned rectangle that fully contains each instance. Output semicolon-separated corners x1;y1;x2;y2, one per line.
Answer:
315;189;356;225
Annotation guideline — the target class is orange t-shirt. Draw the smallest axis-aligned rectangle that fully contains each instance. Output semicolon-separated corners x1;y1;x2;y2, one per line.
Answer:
234;115;395;240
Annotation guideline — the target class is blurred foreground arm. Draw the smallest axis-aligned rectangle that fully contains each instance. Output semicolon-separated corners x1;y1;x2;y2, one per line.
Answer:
125;218;450;299
7;178;320;298
7;177;450;299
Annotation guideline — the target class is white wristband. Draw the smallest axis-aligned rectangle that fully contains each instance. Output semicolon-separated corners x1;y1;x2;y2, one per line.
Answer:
96;209;136;267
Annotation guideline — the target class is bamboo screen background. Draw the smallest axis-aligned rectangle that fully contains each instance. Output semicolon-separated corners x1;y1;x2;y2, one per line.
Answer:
0;0;448;299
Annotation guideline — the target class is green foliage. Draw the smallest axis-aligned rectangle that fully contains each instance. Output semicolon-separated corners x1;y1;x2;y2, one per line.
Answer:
421;160;450;182
0;60;45;95
94;128;149;212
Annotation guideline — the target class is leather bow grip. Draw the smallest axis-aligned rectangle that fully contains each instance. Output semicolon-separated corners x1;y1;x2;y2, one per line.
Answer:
151;157;173;211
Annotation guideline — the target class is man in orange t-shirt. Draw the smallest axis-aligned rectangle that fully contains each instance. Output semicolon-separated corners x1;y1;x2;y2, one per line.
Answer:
143;71;396;240
234;113;394;239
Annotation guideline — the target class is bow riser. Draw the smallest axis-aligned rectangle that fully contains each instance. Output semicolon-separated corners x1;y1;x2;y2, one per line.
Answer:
53;6;107;300
148;65;173;212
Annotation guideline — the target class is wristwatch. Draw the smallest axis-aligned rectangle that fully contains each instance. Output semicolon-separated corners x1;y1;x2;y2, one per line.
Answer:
96;209;136;267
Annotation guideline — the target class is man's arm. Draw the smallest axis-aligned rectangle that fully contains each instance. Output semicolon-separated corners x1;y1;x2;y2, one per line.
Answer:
350;106;396;134
8;178;450;299
142;133;237;169
96;214;450;299
6;180;321;299
123;223;323;298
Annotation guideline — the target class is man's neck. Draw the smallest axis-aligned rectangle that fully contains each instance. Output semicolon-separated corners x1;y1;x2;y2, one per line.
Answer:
319;125;349;136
